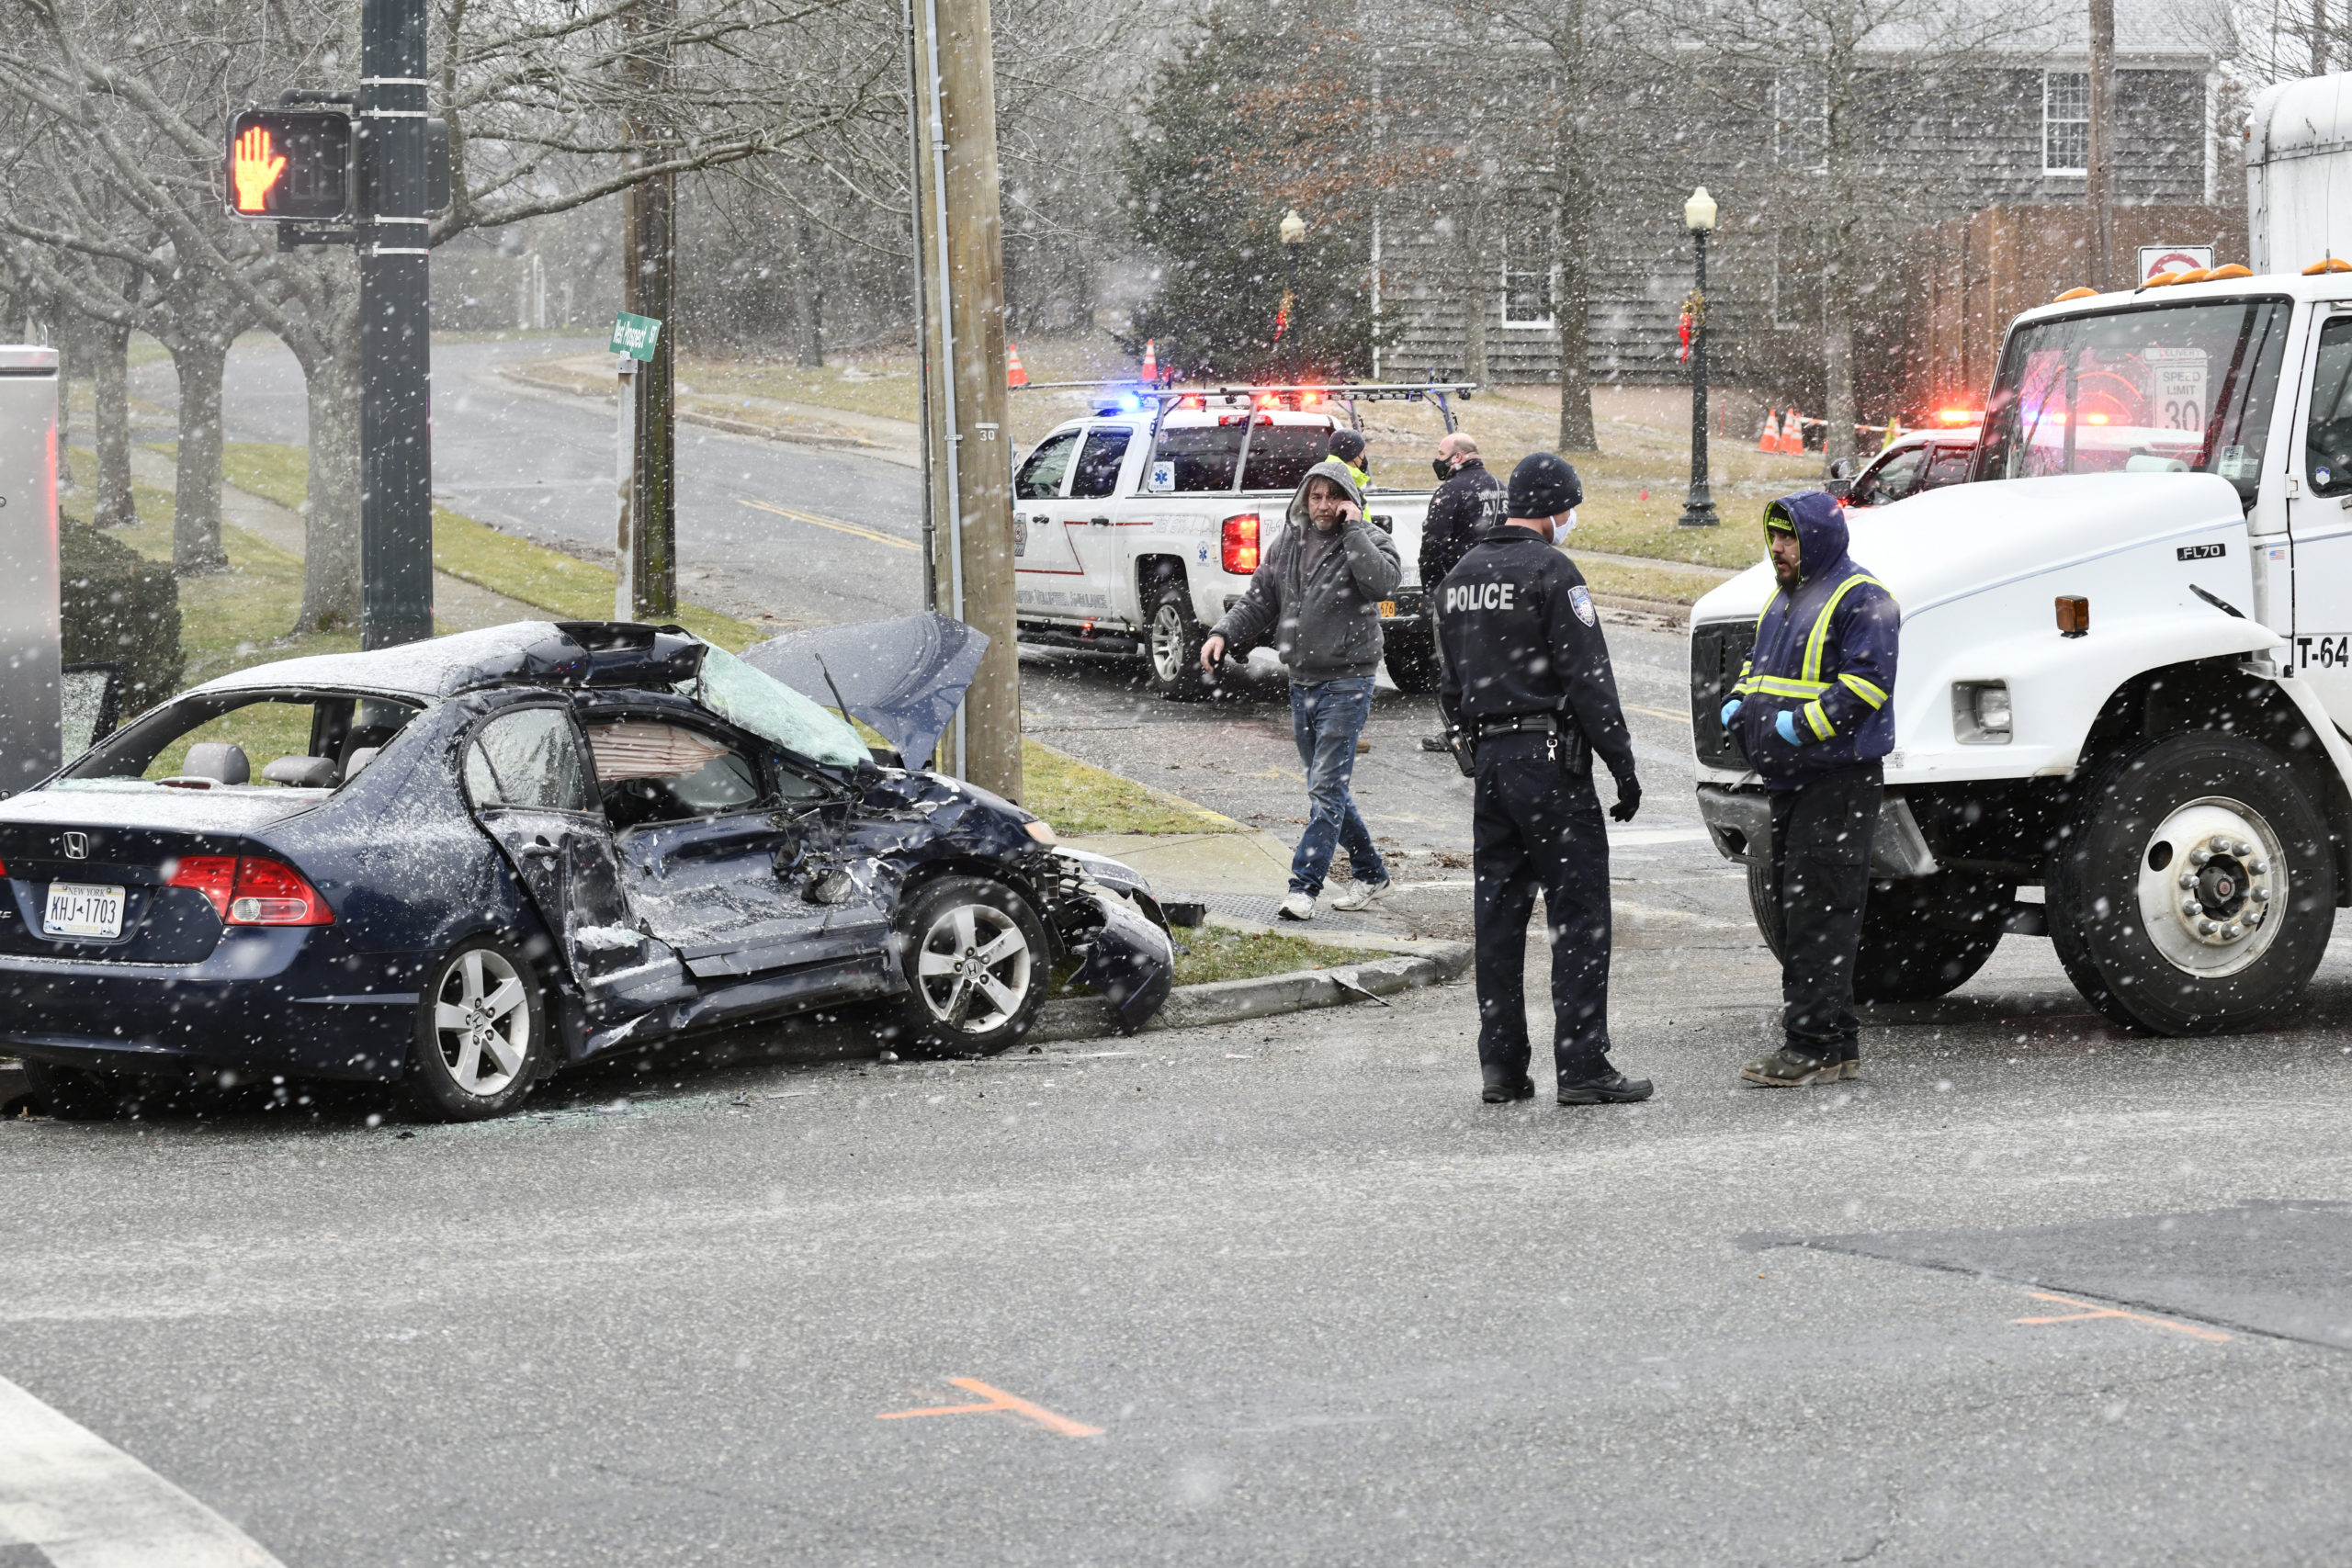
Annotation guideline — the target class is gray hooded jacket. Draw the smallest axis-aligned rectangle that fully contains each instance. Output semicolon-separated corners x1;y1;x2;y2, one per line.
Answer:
1210;458;1401;682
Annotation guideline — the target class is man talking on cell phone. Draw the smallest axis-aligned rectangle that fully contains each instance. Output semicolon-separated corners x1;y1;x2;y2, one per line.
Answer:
1435;453;1651;1108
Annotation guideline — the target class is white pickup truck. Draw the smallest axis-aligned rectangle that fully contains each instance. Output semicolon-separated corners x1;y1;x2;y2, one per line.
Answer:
1009;384;1473;697
1690;262;2352;1035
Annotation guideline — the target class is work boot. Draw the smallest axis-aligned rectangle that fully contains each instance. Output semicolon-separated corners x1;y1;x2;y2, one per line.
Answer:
1482;1077;1536;1104
1420;734;1452;752
1839;1048;1860;1081
1742;1048;1841;1088
1556;1070;1655;1105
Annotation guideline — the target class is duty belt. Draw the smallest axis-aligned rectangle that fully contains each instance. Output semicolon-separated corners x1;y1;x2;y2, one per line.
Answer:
1474;713;1562;739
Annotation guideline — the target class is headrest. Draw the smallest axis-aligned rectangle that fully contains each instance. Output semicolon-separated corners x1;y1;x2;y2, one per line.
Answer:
182;742;251;784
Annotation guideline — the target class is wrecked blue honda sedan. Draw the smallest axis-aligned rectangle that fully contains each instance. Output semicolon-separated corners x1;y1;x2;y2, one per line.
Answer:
0;619;1174;1121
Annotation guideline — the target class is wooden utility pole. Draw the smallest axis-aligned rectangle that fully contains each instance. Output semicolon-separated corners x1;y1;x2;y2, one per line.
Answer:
621;0;678;621
2087;0;2116;287
910;0;1021;800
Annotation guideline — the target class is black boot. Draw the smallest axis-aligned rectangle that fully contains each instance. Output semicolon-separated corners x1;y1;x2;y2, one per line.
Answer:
1482;1076;1536;1104
1741;1047;1841;1088
1556;1069;1654;1105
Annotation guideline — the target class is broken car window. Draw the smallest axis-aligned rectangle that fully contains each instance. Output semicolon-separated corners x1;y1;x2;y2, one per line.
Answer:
682;642;870;771
466;708;596;813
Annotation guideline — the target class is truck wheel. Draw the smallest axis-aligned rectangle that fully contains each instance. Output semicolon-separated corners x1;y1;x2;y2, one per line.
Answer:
1384;618;1442;694
2049;733;2335;1034
1746;863;2007;1003
1145;580;1211;702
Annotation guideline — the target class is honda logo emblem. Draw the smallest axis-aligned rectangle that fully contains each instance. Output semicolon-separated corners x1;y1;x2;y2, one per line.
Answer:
62;831;88;860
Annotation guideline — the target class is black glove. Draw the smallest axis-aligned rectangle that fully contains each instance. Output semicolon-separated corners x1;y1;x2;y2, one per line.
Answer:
1609;774;1642;823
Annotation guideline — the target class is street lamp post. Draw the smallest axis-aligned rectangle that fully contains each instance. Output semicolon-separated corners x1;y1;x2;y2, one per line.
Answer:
1678;186;1720;529
1278;208;1306;368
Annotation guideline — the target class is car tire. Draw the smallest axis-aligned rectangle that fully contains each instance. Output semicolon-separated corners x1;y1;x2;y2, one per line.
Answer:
405;936;550;1121
1384;618;1442;694
883;875;1050;1056
1746;863;2007;1004
2048;733;2335;1034
21;1059;131;1122
1144;579;1212;702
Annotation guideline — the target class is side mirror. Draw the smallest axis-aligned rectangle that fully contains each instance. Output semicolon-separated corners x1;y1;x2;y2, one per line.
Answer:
1827;458;1852;481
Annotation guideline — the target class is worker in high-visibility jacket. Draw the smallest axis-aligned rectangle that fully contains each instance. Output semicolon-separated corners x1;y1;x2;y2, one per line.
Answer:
1719;491;1900;1088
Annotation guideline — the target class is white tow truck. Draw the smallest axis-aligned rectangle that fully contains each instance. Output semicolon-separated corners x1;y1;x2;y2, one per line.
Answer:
1690;77;2352;1034
1008;382;1474;697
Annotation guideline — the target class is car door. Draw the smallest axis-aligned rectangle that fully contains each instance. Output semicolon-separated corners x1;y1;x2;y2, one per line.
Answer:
464;705;684;1018
2288;311;2352;721
582;714;840;980
1012;427;1083;590
1063;423;1139;616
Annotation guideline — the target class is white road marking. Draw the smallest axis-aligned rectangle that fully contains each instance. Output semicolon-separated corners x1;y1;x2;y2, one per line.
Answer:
0;1373;283;1567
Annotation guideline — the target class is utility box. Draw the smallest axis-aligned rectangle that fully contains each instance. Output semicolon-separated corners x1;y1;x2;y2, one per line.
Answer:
0;345;61;799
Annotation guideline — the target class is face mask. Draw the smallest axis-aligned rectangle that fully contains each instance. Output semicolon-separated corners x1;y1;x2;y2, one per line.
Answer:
1431;457;1454;481
1557;508;1577;536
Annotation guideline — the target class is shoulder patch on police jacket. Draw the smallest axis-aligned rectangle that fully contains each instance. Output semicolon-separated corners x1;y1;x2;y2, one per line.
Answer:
1568;584;1597;626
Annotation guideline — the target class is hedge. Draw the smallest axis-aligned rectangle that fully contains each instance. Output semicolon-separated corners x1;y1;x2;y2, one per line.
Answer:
60;517;184;714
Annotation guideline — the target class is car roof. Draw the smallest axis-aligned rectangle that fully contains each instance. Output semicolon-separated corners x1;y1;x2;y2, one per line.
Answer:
192;621;702;703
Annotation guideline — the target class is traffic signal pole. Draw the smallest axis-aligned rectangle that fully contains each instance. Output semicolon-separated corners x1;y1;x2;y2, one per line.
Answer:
356;0;435;649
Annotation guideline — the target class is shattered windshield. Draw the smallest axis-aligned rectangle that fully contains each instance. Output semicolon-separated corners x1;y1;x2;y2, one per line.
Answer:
684;642;871;770
1973;298;2291;506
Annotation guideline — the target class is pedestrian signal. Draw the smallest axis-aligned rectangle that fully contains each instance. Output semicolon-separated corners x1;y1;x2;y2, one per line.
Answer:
224;109;353;220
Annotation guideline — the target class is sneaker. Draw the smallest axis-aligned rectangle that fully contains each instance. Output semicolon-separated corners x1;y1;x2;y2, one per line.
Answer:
1741;1048;1841;1088
1557;1070;1655;1105
1482;1077;1536;1104
1329;876;1391;912
1277;890;1317;921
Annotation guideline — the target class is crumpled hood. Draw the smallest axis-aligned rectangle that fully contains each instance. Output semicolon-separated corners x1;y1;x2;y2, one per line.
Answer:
739;611;989;770
1284;458;1367;531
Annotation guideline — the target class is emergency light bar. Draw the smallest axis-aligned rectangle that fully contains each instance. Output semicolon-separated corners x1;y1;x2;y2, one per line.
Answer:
1014;379;1480;435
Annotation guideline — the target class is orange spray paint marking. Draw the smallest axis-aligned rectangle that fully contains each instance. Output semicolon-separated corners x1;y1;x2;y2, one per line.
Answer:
877;1378;1104;1438
2012;1291;2231;1343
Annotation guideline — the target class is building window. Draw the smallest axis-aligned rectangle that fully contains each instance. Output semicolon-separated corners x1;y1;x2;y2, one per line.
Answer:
2044;71;2089;175
1499;214;1555;329
1772;73;1826;174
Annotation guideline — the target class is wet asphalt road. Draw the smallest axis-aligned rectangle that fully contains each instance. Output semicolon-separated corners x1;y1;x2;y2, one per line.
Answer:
17;337;2346;1563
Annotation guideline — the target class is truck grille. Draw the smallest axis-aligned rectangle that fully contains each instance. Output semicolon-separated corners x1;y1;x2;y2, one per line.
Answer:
1690;620;1755;771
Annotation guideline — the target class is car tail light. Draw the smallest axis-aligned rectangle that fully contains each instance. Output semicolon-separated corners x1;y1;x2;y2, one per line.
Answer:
168;854;333;926
166;856;239;919
1221;513;1261;575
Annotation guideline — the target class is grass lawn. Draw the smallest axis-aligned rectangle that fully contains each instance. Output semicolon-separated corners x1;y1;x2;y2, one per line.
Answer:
1022;739;1240;836
1170;924;1389;987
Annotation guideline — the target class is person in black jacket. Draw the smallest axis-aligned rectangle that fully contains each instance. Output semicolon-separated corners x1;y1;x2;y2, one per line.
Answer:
1436;453;1652;1107
1419;433;1506;753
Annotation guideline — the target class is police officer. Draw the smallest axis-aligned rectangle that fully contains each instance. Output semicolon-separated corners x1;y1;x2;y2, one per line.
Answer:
1437;453;1652;1106
1419;432;1505;753
1719;491;1900;1087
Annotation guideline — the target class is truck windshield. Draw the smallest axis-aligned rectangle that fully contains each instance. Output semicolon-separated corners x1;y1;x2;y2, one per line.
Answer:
1973;298;2291;506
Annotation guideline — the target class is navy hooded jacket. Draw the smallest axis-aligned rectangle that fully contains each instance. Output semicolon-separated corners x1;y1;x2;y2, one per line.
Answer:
1729;491;1899;787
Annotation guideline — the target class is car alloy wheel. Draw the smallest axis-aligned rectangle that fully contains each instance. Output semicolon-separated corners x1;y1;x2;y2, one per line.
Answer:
914;903;1034;1036
408;937;548;1120
1149;601;1193;683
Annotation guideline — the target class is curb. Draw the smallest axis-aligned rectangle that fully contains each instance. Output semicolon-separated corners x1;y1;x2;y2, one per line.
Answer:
1028;941;1473;1043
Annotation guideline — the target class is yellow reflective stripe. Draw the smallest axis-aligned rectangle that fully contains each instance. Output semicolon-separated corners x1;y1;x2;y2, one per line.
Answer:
1746;675;1832;698
1804;701;1833;740
1838;672;1888;709
1801;573;1889;684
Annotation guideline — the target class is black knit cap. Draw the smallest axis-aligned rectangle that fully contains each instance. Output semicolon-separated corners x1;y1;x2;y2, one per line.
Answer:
1508;452;1584;517
1327;428;1367;463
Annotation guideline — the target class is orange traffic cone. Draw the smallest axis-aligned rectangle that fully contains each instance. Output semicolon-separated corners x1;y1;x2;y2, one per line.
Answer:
1778;410;1807;456
1758;410;1781;452
1142;340;1158;384
1006;340;1029;389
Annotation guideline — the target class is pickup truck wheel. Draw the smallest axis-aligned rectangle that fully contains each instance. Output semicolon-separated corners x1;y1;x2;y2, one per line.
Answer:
2049;733;2335;1034
1145;581;1212;702
882;875;1050;1056
1384;617;1442;694
1746;863;2007;1003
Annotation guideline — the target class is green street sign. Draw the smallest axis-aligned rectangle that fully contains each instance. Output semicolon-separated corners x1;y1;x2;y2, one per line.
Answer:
610;311;662;362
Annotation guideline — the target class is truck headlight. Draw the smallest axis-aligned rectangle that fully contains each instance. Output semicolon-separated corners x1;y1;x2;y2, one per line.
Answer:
1952;681;2012;744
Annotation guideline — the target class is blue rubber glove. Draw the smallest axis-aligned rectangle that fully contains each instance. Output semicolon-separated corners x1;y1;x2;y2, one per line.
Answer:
1719;698;1743;728
1775;709;1802;746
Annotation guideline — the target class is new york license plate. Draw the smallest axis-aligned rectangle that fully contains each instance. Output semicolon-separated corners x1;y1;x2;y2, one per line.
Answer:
43;882;125;940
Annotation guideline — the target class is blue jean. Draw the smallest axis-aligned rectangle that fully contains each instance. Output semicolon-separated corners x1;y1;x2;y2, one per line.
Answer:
1288;676;1385;896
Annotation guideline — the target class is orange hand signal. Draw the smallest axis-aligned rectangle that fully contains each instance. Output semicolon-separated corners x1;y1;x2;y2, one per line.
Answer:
232;126;287;213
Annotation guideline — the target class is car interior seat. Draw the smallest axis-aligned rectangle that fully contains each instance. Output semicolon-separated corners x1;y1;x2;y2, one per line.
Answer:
180;742;251;784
